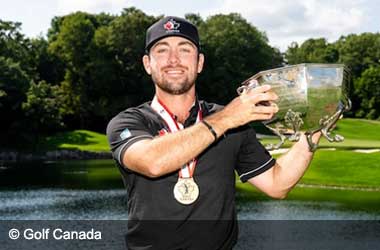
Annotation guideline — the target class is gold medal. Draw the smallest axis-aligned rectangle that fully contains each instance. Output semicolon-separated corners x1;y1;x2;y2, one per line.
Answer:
173;177;199;205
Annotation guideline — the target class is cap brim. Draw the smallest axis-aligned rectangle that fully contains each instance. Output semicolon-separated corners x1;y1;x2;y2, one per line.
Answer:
146;33;199;52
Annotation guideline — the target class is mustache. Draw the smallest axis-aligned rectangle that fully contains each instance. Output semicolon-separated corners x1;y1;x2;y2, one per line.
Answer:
162;65;188;71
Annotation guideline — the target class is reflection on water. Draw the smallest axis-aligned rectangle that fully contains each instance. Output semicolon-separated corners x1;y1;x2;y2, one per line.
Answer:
237;200;380;220
0;189;128;220
0;189;379;220
0;160;124;190
0;160;379;220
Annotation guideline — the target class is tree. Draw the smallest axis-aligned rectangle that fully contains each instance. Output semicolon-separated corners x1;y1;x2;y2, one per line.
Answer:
22;81;66;135
48;12;104;129
0;20;34;145
30;37;65;85
47;9;156;131
335;33;380;117
336;33;380;79
285;38;339;64
354;67;380;119
0;57;30;132
0;20;36;77
195;13;283;104
92;8;156;126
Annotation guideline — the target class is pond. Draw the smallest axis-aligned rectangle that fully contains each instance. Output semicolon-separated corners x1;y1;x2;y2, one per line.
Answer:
0;159;379;220
0;160;379;249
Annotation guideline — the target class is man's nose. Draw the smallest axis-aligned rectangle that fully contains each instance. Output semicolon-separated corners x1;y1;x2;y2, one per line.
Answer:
168;50;180;65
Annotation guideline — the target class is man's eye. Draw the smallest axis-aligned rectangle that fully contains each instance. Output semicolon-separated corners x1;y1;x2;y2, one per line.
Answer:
156;48;168;53
180;48;191;53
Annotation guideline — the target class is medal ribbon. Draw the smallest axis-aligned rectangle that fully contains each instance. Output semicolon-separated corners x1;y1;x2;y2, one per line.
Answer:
151;96;202;178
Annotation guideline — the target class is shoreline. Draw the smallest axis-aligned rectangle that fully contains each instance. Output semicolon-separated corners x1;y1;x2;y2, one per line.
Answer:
0;150;112;162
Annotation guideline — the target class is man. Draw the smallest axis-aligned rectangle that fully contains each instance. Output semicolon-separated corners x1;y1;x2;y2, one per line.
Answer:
107;16;321;250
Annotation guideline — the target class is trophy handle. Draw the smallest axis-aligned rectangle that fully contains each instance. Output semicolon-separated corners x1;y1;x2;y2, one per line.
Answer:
264;109;303;150
237;79;259;95
305;97;351;152
265;125;287;150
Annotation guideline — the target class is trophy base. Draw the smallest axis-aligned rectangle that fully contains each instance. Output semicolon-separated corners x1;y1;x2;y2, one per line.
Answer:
265;99;351;152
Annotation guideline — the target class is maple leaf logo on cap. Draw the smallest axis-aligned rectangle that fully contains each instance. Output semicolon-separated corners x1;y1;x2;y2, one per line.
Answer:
163;19;180;31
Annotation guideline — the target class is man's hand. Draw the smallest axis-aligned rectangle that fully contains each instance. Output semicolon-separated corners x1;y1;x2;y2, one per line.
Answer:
206;85;279;133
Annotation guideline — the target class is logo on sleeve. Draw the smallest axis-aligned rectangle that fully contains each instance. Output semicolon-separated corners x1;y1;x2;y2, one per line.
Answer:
120;128;132;140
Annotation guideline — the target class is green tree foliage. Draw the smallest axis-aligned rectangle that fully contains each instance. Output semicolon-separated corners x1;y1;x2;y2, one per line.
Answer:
48;12;108;129
22;81;65;133
0;20;67;147
286;38;339;64
30;37;65;85
92;8;156;122
335;33;380;78
354;67;380;120
0;20;36;77
43;10;282;132
3;8;380;149
285;33;380;78
0;20;33;143
47;8;156;131
0;57;30;130
195;13;283;104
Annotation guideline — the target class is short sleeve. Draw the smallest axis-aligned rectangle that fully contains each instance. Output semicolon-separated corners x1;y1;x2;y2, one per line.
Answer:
106;108;154;168
235;128;276;182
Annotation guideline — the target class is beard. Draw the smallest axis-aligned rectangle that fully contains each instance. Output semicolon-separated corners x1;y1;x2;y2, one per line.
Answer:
151;67;197;95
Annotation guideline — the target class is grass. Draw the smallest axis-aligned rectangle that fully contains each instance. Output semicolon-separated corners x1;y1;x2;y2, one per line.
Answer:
236;148;380;211
246;149;380;189
334;118;380;141
260;118;380;149
24;118;380;152
236;183;380;212
300;149;380;188
40;130;110;152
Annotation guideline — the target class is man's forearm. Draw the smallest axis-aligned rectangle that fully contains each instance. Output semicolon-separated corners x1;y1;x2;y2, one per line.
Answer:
123;112;229;177
274;132;321;195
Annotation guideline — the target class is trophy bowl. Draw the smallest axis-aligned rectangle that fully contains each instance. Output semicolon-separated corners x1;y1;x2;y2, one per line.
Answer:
237;63;351;151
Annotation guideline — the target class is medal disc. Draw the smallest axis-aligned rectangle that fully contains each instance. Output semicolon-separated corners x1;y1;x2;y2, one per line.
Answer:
173;177;199;205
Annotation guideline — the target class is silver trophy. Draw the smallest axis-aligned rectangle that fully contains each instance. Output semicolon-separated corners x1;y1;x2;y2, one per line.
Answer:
237;63;351;151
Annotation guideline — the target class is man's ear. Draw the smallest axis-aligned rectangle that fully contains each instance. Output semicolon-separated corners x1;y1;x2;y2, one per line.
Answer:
197;53;205;74
142;55;152;75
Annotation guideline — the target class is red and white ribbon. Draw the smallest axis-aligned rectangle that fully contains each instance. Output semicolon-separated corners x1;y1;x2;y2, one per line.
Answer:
151;96;202;178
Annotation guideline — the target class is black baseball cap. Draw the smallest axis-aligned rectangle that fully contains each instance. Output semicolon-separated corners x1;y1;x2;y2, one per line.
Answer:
145;16;200;53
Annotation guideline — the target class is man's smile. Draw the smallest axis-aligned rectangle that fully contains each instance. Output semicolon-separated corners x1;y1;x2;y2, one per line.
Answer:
164;68;186;77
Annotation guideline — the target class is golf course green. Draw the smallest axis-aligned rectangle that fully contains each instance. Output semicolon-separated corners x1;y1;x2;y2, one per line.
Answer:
37;118;380;211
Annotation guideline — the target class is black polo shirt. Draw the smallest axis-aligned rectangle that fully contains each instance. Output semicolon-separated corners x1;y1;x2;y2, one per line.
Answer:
106;99;276;250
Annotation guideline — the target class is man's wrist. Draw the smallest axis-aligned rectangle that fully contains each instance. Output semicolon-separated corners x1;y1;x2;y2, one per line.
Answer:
203;113;229;139
201;120;218;142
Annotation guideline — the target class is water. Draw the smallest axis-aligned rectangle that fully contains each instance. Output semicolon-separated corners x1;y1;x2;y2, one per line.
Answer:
1;160;379;249
1;189;379;220
0;189;128;220
0;159;379;220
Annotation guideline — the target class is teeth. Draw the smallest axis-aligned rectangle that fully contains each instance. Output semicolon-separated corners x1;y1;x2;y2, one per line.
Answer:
167;70;182;74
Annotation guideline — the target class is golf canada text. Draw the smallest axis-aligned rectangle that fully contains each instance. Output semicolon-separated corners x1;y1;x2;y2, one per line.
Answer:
23;228;101;240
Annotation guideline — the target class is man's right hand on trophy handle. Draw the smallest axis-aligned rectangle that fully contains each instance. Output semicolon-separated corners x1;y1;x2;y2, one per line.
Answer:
220;85;279;129
241;84;279;109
